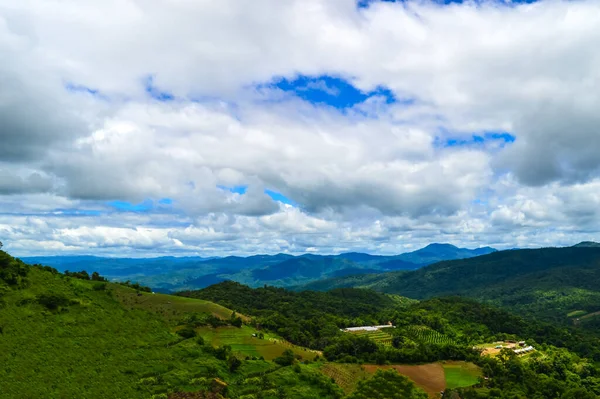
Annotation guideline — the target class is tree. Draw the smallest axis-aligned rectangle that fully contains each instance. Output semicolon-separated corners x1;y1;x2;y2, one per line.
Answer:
0;241;3;250
176;326;197;339
347;370;428;399
228;356;242;372
91;271;107;282
274;349;297;366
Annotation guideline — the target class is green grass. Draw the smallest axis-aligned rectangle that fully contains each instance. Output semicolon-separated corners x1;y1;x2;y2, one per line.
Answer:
442;362;481;389
112;285;249;321
197;325;320;361
567;310;588;318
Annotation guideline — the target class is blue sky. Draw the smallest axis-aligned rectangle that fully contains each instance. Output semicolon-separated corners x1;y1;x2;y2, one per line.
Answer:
269;74;398;109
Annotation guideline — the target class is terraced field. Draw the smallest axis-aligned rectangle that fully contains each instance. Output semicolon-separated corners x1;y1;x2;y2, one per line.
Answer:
318;363;369;393
350;329;394;346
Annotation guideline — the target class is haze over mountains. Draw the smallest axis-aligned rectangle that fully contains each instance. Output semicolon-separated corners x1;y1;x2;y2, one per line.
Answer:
22;243;496;292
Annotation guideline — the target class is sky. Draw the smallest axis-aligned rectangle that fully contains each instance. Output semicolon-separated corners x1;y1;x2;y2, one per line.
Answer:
1;0;600;257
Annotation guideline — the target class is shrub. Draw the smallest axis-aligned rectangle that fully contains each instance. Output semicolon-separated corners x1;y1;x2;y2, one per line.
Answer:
93;282;107;291
274;349;297;366
36;293;71;310
228;356;242;372
196;336;205;345
176;326;197;339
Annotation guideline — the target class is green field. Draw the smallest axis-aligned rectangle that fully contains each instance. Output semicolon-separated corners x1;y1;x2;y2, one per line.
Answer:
567;310;588;318
197;325;320;361
442;362;481;389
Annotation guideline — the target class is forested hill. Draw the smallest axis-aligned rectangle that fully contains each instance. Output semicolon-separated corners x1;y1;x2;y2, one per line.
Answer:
299;246;600;324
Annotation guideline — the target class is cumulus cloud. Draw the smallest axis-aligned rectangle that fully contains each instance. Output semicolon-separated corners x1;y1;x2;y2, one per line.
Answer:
1;0;600;255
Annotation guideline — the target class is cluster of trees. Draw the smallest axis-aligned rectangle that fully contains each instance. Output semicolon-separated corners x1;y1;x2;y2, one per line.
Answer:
348;370;427;399
64;270;107;281
180;281;396;348
63;268;153;293
0;249;29;287
448;347;600;398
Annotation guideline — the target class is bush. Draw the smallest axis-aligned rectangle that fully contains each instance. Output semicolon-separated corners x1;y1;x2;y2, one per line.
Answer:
274;349;297;366
228;356;242;372
93;283;107;291
196;336;205;345
37;293;72;310
176;326;197;339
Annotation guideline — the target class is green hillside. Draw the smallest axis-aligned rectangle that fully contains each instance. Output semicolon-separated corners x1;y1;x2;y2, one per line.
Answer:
0;251;347;399
4;248;600;398
182;282;600;397
299;247;600;326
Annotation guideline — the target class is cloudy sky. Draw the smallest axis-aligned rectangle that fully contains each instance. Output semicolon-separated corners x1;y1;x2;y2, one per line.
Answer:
1;0;600;257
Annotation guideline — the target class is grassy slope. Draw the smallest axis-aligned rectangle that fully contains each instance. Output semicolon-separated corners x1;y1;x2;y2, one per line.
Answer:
0;265;337;399
1;268;182;398
112;286;250;322
196;325;320;361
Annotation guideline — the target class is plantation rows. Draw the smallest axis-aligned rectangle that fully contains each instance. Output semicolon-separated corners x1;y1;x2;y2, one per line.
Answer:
405;325;455;346
351;330;394;346
320;363;367;393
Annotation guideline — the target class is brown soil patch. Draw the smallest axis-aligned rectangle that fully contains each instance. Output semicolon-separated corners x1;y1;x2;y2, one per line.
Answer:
480;342;516;357
363;363;446;398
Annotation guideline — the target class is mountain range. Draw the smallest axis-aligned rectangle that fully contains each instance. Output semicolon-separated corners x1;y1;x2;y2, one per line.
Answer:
21;243;496;292
297;242;600;328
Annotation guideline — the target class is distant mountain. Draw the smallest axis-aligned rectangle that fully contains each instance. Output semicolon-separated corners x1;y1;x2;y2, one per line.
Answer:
21;243;497;292
573;241;600;248
299;246;600;327
393;243;497;265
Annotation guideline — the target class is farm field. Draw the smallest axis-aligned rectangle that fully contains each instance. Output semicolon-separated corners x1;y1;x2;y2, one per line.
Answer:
196;325;319;361
405;325;455;346
349;328;394;346
363;361;481;398
318;363;369;393
442;361;481;389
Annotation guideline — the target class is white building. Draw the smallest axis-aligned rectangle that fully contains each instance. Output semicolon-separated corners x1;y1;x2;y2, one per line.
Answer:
341;325;395;332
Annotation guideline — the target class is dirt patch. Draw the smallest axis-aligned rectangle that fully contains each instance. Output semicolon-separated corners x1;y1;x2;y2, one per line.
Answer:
479;342;516;357
363;363;445;398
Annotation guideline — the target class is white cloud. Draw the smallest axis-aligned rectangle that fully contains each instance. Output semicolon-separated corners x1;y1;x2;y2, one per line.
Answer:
1;0;600;256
